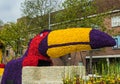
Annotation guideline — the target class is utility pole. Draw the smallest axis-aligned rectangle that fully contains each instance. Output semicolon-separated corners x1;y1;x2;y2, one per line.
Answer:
48;0;51;30
48;12;51;29
89;50;93;74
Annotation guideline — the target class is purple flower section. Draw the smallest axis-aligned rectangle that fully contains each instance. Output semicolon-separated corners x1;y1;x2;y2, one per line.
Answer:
39;35;49;57
1;50;28;84
90;29;116;49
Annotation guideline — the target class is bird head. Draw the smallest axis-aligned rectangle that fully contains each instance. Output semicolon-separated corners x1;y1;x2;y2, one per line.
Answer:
36;28;116;58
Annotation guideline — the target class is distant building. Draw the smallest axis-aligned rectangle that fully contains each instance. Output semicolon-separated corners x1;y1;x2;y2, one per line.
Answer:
50;0;120;74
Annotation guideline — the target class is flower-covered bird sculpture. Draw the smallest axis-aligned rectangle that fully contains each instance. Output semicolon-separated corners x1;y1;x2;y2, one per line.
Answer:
1;28;116;84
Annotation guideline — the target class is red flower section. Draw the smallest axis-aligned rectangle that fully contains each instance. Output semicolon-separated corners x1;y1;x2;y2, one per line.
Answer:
0;63;5;68
22;56;39;66
22;31;52;66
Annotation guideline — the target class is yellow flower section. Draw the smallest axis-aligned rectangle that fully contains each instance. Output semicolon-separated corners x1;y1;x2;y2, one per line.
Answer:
47;45;91;58
48;28;92;45
47;28;92;58
0;68;4;76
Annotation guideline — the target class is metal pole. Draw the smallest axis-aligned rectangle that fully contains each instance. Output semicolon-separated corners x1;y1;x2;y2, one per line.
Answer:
48;12;51;29
106;58;109;74
89;50;93;74
48;0;51;30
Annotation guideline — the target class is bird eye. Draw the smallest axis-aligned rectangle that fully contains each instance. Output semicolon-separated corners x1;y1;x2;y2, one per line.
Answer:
40;33;43;37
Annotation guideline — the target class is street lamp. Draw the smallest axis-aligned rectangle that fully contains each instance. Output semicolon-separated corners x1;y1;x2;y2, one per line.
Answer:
48;12;51;30
48;0;51;30
89;50;93;74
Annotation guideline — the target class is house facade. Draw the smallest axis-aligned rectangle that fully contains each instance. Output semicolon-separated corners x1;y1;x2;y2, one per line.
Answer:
85;9;120;74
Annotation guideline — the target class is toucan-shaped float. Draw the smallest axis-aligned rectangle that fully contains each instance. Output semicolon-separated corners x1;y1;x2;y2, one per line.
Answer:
1;28;116;84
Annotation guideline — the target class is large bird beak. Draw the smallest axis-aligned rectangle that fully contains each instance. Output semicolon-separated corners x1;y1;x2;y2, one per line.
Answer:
39;28;116;58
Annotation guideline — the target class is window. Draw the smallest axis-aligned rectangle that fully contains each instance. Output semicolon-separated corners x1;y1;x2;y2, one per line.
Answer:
113;36;120;49
111;16;120;27
86;57;120;74
113;38;119;49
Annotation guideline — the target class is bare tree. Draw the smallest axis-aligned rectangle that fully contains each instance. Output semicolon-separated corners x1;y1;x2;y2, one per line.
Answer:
21;0;61;30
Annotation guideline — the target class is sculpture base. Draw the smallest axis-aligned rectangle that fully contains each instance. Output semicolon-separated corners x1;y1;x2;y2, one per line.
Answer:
22;66;85;84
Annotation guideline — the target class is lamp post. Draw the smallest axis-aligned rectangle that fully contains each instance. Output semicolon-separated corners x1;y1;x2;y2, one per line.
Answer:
89;50;93;74
48;0;51;30
68;54;71;65
48;12;51;30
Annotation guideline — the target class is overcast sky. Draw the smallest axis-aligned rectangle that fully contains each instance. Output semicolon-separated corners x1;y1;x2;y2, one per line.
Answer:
0;0;64;24
0;0;25;23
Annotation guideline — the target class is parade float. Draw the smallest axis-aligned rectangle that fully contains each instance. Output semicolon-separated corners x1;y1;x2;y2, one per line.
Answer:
1;28;116;84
